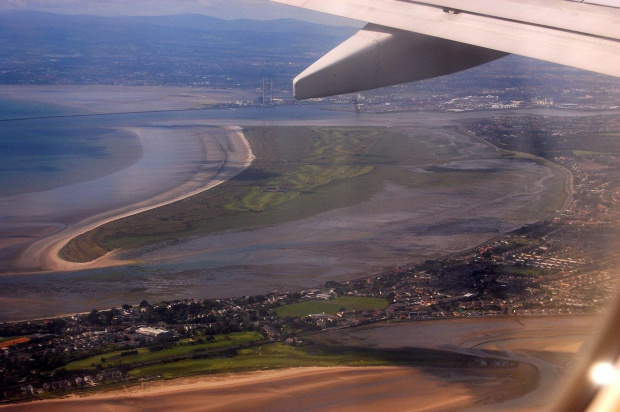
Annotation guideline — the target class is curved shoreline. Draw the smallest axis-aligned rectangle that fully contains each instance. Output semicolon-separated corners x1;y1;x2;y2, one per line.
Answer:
0;364;539;412
10;126;254;274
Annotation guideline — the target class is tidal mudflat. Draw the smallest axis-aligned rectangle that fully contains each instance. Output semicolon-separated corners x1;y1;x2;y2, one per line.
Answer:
0;86;571;320
314;316;599;411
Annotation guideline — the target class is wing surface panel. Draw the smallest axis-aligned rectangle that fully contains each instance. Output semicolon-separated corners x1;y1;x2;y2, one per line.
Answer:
273;0;620;80
396;0;620;40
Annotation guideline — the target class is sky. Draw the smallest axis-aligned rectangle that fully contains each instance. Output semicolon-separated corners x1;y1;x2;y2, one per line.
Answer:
0;0;360;25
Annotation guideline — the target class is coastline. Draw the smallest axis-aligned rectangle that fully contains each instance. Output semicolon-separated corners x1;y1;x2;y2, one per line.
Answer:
10;126;254;274
2;314;593;411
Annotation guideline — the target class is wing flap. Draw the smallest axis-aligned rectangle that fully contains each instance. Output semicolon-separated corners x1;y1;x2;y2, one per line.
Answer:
294;24;506;99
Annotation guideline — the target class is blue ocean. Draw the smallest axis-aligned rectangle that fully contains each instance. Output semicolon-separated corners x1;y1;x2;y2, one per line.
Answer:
0;98;144;197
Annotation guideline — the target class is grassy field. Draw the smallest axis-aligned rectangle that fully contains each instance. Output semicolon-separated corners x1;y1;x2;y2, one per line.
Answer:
510;237;542;247
493;265;542;277
64;331;263;371
0;336;29;347
127;342;482;380
275;296;388;318
572;150;608;156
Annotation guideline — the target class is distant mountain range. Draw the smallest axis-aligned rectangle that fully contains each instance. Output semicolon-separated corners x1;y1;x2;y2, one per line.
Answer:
0;11;356;35
0;11;356;88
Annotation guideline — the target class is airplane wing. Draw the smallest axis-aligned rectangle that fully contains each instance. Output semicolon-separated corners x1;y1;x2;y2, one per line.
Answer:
270;0;620;98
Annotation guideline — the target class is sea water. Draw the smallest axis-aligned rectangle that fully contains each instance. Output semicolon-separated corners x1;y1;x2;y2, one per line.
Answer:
0;123;142;197
0;98;80;121
0;97;142;196
0;95;304;222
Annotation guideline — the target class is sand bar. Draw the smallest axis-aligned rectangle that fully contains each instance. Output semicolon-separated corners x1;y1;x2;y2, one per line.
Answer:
11;126;254;273
0;85;258;114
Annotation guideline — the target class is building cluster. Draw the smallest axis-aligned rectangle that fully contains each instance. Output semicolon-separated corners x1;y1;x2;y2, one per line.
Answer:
220;64;620;112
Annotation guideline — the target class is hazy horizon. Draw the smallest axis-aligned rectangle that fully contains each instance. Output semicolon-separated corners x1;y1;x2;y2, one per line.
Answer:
0;0;361;26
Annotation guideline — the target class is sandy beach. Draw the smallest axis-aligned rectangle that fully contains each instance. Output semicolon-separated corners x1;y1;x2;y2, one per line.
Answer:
0;365;538;412
11;125;254;273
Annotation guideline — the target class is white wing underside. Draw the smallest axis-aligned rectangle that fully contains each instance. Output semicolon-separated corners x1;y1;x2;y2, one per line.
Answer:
271;0;620;98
